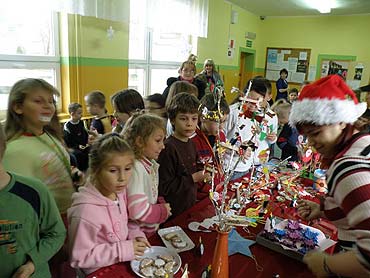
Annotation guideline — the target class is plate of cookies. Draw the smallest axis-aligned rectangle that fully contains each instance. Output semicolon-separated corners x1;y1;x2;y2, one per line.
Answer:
158;226;195;253
130;246;181;278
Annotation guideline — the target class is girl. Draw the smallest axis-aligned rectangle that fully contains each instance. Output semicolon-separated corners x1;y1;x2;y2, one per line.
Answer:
68;134;150;275
3;78;75;214
123;113;171;235
291;75;370;277
162;55;206;102
110;89;145;133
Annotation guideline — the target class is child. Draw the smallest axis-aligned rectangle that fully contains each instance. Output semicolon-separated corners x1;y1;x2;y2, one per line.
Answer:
145;93;166;119
3;78;75;214
64;102;90;171
0;123;66;278
158;93;208;217
191;94;229;199
111;89;145;134
162;55;206;102
276;68;289;101
230;78;278;180
84;90;112;134
68;134;150;275
274;102;299;161
292;75;370;277
287;88;299;103
123;113;171;234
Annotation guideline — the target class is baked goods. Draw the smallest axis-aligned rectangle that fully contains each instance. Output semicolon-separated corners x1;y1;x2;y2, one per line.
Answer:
139;255;178;277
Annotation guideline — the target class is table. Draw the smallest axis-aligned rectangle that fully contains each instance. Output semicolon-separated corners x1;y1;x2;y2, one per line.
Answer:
86;194;333;278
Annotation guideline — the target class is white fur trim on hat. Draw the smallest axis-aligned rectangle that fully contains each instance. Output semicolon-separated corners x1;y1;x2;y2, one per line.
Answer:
289;98;367;127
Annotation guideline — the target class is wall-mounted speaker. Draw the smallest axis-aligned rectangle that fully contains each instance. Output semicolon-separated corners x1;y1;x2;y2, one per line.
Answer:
245;32;256;40
231;10;238;24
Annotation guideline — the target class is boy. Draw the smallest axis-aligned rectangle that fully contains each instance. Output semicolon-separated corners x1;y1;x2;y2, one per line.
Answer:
84;91;112;134
231;78;278;180
63;102;89;171
0;124;66;277
158;93;208;217
191;94;229;200
287;88;299;103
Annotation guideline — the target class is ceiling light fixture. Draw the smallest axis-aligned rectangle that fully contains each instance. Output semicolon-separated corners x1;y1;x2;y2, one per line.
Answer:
303;0;336;14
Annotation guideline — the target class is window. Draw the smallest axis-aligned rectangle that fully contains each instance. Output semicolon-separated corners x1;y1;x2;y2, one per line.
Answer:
0;4;60;119
128;0;197;96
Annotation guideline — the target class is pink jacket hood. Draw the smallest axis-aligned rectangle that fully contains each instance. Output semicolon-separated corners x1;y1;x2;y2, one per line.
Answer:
67;183;145;275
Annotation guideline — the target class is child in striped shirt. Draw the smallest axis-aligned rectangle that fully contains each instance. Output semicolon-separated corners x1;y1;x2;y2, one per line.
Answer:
292;75;370;277
123;113;171;235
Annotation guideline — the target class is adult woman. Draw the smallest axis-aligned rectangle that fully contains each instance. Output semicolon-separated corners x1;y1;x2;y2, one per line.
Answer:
197;58;223;93
290;75;370;277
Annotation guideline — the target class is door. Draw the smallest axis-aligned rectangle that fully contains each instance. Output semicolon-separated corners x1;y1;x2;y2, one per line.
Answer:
238;51;255;91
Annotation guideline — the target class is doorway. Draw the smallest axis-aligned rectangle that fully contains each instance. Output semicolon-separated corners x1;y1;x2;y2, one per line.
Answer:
238;49;255;91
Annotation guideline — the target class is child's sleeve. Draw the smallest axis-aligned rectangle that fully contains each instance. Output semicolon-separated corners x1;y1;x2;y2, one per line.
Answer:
277;124;290;149
127;220;146;240
27;184;66;272
68;216;136;269
158;144;194;197
127;166;169;224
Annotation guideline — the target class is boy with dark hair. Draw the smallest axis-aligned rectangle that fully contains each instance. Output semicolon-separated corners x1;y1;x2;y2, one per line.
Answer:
158;93;208;217
64;102;90;171
191;94;229;199
84;91;112;134
288;88;299;103
0;124;66;277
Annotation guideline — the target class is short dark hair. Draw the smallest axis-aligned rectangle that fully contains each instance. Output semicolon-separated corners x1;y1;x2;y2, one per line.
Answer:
68;102;82;114
146;93;165;108
200;94;230;115
289;88;299;94
244;78;268;97
167;92;200;121
111;89;145;114
280;68;288;75
85;91;106;108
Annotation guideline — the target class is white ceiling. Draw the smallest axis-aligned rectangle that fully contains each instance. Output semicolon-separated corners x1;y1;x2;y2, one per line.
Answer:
227;0;370;17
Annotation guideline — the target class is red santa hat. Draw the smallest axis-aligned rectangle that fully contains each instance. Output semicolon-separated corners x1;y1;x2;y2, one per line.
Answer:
289;75;367;127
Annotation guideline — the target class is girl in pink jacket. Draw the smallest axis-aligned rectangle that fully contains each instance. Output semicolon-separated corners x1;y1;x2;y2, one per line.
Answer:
68;134;150;275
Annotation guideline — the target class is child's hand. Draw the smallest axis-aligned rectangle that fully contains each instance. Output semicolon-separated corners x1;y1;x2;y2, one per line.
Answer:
192;171;210;183
12;261;35;278
266;132;277;142
164;203;172;217
71;167;85;188
297;200;322;221
133;237;150;257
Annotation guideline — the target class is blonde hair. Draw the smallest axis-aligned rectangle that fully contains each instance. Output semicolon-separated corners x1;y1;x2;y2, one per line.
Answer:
123;113;166;159
5;78;61;141
89;133;134;181
272;101;292;120
203;59;215;69
85;91;106;108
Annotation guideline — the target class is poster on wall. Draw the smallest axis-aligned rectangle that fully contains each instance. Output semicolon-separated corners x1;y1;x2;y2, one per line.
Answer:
296;60;308;73
321;60;349;80
354;64;364;80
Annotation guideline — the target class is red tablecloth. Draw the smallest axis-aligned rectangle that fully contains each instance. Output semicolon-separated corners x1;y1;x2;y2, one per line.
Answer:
86;195;330;278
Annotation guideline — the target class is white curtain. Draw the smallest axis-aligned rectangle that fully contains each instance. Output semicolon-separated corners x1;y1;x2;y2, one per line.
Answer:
147;0;209;38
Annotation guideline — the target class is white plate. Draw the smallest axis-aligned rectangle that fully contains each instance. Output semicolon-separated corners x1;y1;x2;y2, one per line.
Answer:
130;246;181;278
158;226;195;253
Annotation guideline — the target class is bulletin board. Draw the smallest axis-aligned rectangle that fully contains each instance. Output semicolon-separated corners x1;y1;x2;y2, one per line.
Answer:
264;47;311;84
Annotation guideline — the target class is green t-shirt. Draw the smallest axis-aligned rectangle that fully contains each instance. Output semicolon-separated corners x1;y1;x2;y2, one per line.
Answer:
0;173;66;278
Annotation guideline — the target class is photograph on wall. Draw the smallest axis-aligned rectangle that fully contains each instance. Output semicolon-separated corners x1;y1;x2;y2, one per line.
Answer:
321;60;349;80
354;67;363;80
296;60;307;73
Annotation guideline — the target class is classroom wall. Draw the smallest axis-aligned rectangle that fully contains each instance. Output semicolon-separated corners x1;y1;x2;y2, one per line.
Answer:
257;14;370;98
58;1;370;117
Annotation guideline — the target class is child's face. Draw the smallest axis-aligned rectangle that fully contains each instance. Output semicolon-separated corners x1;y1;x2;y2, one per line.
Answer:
113;103;130;126
141;128;165;160
201;114;227;136
71;108;83;122
245;90;263;112
288;93;298;102
180;64;195;81
300;123;346;157
172;112;198;141
13;88;55;131
96;153;134;200
86;102;99;116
